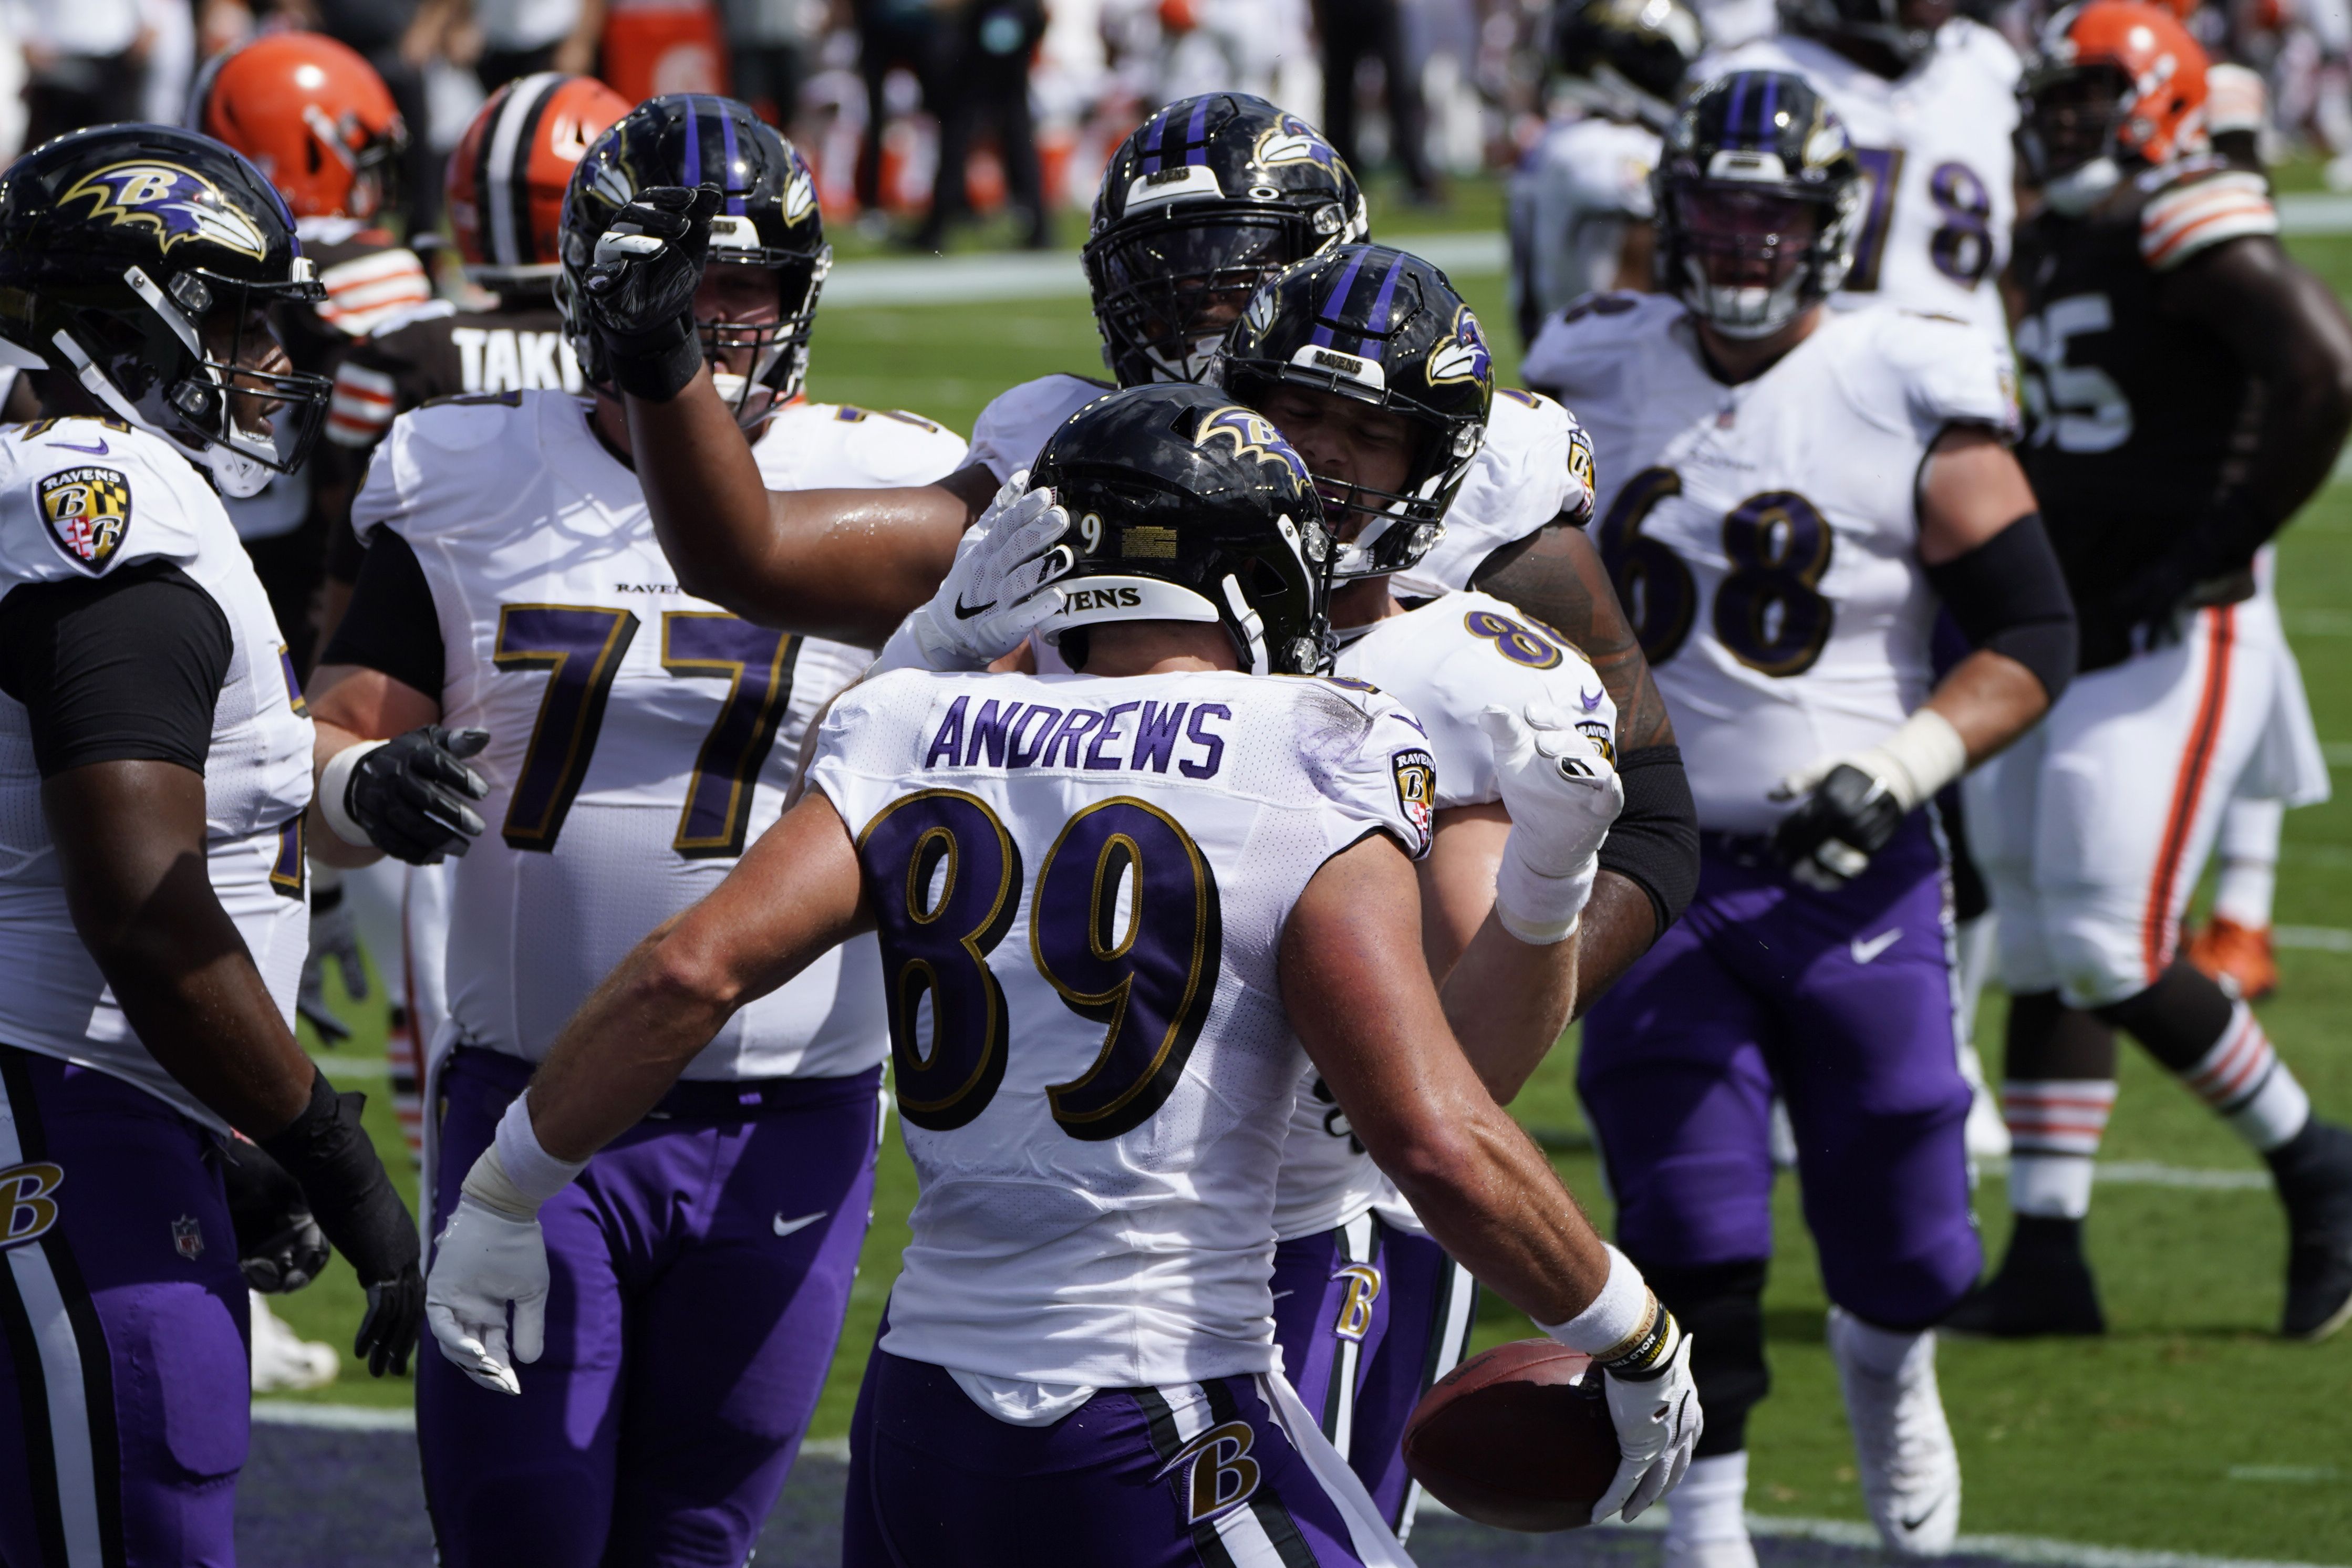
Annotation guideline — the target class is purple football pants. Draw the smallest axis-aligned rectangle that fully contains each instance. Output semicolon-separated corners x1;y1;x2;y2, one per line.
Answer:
0;1046;249;1568
1578;818;1982;1329
418;1047;880;1568
1270;1213;1476;1535
842;1330;1391;1567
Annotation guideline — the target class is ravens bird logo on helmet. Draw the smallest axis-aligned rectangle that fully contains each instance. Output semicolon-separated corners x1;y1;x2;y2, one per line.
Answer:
59;162;268;259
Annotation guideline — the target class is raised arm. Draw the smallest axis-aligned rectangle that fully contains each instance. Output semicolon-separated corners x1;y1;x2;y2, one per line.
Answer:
424;790;872;1392
577;183;994;639
1473;522;1698;1007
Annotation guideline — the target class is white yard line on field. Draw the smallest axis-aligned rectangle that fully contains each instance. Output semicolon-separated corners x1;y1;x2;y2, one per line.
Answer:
1977;1158;2272;1191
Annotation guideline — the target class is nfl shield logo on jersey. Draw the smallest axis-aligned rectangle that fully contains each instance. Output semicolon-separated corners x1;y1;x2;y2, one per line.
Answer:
38;466;132;572
171;1214;204;1261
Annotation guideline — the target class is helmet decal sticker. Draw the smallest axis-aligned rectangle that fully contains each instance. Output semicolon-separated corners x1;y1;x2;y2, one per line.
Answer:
1426;305;1494;389
1253;114;1341;170
60;162;268;258
1197;406;1313;486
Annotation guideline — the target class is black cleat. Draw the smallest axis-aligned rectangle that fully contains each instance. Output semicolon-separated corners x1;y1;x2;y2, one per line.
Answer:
2268;1119;2352;1342
1942;1215;2107;1337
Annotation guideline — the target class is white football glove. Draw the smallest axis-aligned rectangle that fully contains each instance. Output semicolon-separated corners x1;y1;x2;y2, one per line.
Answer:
1592;1330;1702;1525
875;471;1074;673
425;1192;548;1397
1475;702;1624;944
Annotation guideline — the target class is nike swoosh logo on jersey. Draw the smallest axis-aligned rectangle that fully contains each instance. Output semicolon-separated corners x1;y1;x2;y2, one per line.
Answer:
1850;928;1903;965
772;1210;829;1238
953;595;996;620
1898;1493;1953;1534
50;439;108;455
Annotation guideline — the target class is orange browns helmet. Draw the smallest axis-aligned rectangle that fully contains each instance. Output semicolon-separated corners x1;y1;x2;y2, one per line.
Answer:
192;32;408;220
2026;2;2210;170
448;74;633;293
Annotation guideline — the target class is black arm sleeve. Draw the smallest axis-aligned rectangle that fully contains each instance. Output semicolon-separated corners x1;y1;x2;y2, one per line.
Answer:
1597;743;1700;934
0;560;231;777
318;527;444;699
1923;511;2079;704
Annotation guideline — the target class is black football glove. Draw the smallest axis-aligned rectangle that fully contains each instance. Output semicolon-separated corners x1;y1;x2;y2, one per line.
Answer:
1770;762;1903;892
341;725;490;866
219;1136;333;1293
258;1071;425;1376
296;874;367;1044
582;183;721;402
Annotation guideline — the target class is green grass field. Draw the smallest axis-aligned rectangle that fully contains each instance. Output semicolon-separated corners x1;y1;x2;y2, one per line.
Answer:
268;203;2352;1562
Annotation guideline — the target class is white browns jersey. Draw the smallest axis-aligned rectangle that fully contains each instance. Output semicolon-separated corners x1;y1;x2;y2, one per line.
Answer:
0;420;312;1130
1508;115;1661;334
969;375;1594;598
1524;292;2012;832
1275;592;1616;1242
1707;20;2022;346
807;667;1433;1389
354;391;967;1079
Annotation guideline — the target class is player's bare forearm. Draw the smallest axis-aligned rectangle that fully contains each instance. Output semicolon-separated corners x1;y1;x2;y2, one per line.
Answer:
1282;833;1612;1325
527;792;874;1161
305;664;443;867
1923;647;2048;766
1473;523;1677;753
1569;870;1657;1020
44;760;315;1136
2165;237;2352;543
1442;909;1578;1103
622;366;988;642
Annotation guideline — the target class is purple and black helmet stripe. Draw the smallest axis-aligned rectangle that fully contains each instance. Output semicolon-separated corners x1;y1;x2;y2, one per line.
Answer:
1307;247;1407;359
1136;95;1218;177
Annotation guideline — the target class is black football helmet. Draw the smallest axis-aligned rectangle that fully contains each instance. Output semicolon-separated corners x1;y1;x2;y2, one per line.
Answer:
559;94;831;426
1028;383;1332;676
1082;93;1368;388
1215;244;1493;580
1552;0;1705;130
0;124;330;496
1779;0;1949;71
1654;71;1864;339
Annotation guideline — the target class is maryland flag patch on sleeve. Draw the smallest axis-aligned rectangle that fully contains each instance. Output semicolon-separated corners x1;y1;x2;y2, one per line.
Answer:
38;466;132;573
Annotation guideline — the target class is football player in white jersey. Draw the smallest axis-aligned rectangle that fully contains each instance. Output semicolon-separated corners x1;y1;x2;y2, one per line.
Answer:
1508;0;1704;345
426;381;1703;1565
1524;75;2079;1562
1217;244;1630;1534
1708;0;2024;346
303;99;964;1568
0;125;423;1566
574;96;1701;1027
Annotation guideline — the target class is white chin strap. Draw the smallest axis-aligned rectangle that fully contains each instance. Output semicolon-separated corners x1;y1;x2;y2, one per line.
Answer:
1219;573;1270;676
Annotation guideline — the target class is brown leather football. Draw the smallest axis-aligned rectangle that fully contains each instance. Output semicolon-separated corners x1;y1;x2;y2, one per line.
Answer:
1401;1339;1618;1532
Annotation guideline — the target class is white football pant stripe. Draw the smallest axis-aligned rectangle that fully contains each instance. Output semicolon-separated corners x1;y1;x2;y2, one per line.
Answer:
0;1070;107;1567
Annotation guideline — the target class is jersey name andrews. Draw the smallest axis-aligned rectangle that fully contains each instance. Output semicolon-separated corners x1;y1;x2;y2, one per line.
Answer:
451;326;582;394
923;695;1230;779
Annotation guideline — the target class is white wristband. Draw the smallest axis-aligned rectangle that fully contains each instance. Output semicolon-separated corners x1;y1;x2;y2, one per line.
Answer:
317;740;388;847
1491;844;1596;947
479;1091;589;1214
1538;1243;1649;1354
1855;708;1967;813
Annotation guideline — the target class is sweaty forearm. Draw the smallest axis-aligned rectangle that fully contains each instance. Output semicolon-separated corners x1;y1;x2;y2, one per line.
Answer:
1569;870;1659;1020
524;920;741;1161
1442;909;1578;1102
1922;647;2049;767
1474;525;1678;752
624;368;976;641
1379;1098;1614;1326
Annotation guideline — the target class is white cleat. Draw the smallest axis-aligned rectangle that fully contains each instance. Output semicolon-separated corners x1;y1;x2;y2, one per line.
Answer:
1827;1305;1960;1556
250;1291;340;1393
